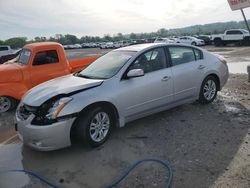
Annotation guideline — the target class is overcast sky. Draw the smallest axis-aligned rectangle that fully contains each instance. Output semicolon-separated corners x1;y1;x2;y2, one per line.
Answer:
1;0;250;40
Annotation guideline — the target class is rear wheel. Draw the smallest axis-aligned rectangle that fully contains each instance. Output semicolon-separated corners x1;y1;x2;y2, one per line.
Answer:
243;37;250;46
198;76;219;104
75;106;114;147
214;38;222;47
0;96;17;113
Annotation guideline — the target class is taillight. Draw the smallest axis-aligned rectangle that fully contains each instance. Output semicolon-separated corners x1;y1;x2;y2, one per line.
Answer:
217;55;227;65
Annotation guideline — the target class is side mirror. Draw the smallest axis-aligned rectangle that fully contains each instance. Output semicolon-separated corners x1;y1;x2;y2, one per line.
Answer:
127;69;144;78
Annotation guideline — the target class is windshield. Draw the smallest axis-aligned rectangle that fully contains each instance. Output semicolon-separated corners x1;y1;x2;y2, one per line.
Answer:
241;29;249;34
78;51;136;79
17;49;31;65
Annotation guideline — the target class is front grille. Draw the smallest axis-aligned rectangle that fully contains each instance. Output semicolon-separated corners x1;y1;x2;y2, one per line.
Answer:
18;104;37;121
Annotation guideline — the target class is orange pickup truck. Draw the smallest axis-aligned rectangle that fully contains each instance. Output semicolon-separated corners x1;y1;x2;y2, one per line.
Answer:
0;42;99;112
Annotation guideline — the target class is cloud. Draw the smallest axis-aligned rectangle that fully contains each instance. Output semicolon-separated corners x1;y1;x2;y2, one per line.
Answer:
0;0;249;40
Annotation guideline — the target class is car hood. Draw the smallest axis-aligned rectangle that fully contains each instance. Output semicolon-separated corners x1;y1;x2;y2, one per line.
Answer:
23;74;104;106
0;63;23;83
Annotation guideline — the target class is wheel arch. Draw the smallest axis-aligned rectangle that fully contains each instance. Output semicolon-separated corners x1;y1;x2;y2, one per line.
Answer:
0;83;28;101
204;73;221;91
70;101;120;141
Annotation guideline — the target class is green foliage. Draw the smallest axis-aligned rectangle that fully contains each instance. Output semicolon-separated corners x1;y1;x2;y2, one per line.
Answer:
4;37;27;48
2;20;250;47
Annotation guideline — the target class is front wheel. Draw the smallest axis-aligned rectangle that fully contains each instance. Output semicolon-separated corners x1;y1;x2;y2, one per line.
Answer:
198;76;219;104
0;96;17;113
75;106;114;147
191;42;197;46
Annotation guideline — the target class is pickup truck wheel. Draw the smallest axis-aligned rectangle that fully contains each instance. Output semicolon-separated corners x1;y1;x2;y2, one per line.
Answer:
0;96;17;113
75;106;114;147
198;76;219;104
243;37;250;46
214;38;222;47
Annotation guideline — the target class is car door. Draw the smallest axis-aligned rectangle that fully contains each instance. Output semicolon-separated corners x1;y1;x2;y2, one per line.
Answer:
179;37;186;44
168;46;206;101
117;47;174;119
224;30;243;41
29;50;67;87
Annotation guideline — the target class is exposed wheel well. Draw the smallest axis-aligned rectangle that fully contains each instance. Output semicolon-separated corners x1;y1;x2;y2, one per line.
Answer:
70;101;119;142
214;38;222;41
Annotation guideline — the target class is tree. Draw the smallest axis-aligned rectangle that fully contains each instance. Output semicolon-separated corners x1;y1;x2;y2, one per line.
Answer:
4;37;27;48
103;34;112;42
34;37;46;42
157;28;168;37
64;34;79;44
129;33;137;39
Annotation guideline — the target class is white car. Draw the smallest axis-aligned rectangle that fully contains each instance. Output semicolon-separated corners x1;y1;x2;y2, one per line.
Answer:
154;38;176;44
113;42;123;48
100;42;114;49
176;36;205;46
211;29;250;46
0;45;15;58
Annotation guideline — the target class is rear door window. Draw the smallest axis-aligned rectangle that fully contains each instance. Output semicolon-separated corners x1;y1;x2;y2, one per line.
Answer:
33;50;59;66
168;47;196;66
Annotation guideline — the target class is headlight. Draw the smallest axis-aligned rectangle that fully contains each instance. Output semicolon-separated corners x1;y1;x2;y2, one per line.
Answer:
32;97;72;125
46;97;72;120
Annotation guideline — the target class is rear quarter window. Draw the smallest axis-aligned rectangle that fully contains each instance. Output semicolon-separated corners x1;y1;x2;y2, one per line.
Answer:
193;48;203;60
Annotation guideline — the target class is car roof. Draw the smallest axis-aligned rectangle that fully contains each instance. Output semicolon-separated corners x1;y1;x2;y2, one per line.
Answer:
24;42;62;51
115;43;166;52
115;43;201;52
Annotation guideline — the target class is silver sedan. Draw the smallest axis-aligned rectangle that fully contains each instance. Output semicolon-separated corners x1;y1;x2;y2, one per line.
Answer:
16;43;229;151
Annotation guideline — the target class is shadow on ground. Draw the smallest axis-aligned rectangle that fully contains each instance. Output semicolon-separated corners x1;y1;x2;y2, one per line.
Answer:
6;95;247;188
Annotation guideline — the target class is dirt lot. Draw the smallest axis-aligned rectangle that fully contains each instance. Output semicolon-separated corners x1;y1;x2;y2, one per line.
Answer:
0;46;249;188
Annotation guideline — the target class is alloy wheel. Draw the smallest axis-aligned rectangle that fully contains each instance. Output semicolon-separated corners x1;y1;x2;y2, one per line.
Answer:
203;80;216;101
89;112;110;142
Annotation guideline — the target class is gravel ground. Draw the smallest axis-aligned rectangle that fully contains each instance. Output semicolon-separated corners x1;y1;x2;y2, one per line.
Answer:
0;46;249;188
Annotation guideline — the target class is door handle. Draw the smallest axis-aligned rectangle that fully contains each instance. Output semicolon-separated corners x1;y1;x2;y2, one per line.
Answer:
198;65;206;70
162;76;171;82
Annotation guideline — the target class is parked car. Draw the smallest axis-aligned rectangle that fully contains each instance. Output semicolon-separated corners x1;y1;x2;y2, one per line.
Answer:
154;37;176;44
0;45;16;58
176;36;205;46
0;42;99;113
100;42;114;49
16;43;229;151
195;35;212;45
73;44;82;49
113;41;123;48
0;49;21;64
211;29;250;46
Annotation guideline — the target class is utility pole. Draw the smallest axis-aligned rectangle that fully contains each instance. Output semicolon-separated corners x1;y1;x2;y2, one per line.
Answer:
241;8;250;33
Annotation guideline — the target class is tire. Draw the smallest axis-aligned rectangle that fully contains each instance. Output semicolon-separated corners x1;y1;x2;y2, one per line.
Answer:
191;42;197;46
0;96;17;113
243;37;250;46
214;38;222;47
74;106;114;147
198;76;219;104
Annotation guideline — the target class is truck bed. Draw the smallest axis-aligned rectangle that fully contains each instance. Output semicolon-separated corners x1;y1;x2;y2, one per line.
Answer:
68;55;99;73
